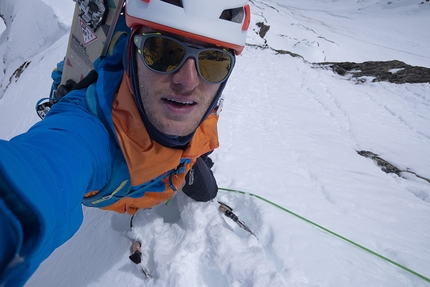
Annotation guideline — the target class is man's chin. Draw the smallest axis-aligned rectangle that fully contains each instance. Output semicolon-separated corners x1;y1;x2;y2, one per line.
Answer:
157;122;198;138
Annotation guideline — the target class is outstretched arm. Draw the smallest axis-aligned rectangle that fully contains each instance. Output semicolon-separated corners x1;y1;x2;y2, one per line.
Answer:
0;90;115;286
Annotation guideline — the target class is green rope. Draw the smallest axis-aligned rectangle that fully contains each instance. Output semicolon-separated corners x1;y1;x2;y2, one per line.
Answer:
219;187;430;283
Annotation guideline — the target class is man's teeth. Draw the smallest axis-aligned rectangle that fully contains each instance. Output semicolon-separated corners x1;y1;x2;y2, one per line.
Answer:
166;99;194;106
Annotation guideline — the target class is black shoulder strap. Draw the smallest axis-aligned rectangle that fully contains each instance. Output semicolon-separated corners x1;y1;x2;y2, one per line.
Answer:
36;70;100;120
72;70;99;91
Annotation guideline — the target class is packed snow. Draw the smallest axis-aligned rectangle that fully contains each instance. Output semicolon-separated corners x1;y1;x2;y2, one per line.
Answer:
0;0;429;286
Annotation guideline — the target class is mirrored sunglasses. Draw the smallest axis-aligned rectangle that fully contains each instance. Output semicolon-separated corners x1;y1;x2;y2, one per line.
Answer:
133;33;235;84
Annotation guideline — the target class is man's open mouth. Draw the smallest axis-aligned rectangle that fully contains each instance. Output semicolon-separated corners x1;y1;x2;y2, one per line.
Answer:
164;98;196;107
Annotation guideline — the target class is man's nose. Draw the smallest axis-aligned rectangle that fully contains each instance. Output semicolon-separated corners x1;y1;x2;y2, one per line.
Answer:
172;58;200;92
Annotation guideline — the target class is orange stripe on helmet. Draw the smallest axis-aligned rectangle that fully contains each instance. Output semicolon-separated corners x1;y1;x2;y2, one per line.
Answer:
243;4;251;31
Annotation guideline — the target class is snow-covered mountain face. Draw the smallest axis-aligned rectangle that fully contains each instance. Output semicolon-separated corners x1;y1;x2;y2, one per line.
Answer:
1;0;430;286
0;0;70;100
248;0;430;66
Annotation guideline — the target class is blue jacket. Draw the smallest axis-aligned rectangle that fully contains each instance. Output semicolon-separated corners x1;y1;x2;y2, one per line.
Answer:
0;38;126;287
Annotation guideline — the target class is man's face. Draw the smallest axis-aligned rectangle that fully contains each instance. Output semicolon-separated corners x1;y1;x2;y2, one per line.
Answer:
136;27;221;137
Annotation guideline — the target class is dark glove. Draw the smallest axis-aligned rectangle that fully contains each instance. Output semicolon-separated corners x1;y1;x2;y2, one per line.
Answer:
182;153;218;202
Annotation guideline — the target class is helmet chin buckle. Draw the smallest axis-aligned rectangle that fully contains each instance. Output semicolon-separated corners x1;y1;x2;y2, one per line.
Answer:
215;94;224;116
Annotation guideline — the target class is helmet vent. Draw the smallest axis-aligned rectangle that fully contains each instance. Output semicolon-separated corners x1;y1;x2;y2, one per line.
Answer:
160;0;183;8
220;7;244;24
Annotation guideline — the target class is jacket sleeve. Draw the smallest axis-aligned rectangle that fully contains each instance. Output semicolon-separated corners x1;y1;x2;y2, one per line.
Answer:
0;90;116;287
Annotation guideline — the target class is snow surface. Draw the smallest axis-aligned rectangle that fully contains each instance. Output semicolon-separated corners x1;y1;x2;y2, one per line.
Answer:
1;0;430;286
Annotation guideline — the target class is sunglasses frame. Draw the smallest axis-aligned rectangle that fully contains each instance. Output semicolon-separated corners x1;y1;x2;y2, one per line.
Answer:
133;32;236;84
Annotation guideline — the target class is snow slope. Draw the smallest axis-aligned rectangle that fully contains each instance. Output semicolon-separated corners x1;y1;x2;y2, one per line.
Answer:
0;0;429;286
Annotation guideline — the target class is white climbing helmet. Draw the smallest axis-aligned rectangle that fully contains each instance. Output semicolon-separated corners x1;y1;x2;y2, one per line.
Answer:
125;0;251;54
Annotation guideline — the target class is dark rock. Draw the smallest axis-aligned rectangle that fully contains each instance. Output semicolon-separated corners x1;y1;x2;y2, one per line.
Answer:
256;22;270;39
357;150;430;184
357;150;402;176
316;60;430;84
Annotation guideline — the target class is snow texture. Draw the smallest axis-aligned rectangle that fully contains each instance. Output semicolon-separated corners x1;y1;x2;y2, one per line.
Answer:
0;0;429;286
